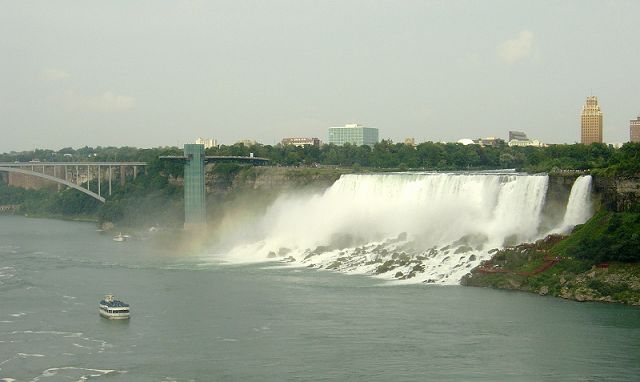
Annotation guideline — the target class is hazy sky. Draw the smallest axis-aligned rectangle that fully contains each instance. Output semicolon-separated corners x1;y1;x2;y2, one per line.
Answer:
1;0;639;152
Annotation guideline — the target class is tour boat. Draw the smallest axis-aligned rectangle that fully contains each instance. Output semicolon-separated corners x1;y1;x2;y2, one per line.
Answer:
99;294;130;320
113;233;130;242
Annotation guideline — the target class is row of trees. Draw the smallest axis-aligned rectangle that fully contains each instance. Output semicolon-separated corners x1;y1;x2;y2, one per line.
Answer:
2;141;639;175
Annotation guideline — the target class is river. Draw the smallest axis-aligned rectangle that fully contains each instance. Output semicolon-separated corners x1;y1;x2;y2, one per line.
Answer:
1;216;638;381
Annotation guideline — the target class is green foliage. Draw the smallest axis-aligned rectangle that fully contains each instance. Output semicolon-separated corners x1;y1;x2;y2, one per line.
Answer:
2;142;639;174
587;279;629;296
0;182;100;217
2;142;639;230
552;210;640;263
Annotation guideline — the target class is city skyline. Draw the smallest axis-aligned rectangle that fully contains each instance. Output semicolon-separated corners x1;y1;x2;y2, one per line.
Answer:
1;1;639;152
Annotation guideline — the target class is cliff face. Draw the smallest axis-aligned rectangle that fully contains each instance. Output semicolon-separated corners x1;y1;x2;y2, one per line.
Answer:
541;175;576;230
205;166;349;193
545;175;640;213
7;172;56;190
593;176;640;212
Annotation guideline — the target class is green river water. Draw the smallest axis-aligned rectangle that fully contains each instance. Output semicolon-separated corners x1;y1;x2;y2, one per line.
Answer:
0;216;638;381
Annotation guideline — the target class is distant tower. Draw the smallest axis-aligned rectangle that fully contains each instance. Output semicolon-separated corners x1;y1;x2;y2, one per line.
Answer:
630;116;640;143
580;96;603;144
183;144;206;229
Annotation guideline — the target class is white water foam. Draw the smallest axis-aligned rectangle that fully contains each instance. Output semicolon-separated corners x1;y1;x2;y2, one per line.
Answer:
215;173;555;284
554;175;593;233
30;367;121;381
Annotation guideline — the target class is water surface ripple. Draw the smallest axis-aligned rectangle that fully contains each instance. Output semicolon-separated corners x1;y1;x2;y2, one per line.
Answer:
0;216;638;381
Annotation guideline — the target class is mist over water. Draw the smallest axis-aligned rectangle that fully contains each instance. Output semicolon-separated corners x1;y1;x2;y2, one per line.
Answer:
218;173;594;284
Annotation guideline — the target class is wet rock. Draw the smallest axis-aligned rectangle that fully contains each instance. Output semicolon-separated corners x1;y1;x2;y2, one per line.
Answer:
278;247;291;256
375;260;396;274
469;254;477;261
404;271;416;280
573;287;594;302
507;279;521;289
310;246;331;255
394;271;404;278
454;245;473;254
267;251;277;258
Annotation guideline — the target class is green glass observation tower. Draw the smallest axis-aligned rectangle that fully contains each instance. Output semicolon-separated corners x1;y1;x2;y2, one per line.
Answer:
160;144;269;230
183;144;206;229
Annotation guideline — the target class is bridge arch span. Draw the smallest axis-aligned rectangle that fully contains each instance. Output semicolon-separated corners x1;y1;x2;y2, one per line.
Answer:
0;167;105;203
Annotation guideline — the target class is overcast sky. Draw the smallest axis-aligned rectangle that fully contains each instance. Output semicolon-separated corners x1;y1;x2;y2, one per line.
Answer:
1;0;639;152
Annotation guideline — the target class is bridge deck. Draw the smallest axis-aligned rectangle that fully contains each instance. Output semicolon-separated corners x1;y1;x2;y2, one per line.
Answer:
159;156;269;163
0;162;147;167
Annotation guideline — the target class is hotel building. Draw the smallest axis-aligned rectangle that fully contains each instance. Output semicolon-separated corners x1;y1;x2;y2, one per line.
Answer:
328;124;379;147
581;96;603;144
630;116;640;143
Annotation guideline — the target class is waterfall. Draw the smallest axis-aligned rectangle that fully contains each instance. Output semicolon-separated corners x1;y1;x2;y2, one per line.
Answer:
554;175;593;234
219;172;551;284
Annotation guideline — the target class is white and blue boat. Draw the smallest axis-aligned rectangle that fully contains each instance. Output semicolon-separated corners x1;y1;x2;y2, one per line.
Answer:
99;294;130;320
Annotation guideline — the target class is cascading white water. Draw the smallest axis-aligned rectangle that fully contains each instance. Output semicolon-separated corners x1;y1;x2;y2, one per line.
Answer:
554;175;593;234
219;172;551;284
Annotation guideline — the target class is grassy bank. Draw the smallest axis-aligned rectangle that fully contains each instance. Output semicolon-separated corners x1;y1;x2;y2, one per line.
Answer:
462;209;640;305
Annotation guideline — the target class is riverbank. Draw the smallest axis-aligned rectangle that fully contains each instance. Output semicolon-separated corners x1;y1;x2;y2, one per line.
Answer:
461;209;640;306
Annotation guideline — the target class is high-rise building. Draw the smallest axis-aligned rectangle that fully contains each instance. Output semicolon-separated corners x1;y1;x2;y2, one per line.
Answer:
581;96;603;144
630;116;640;143
328;124;379;147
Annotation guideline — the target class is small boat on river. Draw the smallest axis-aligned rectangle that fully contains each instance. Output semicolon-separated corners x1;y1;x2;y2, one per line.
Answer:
99;294;130;320
113;233;130;242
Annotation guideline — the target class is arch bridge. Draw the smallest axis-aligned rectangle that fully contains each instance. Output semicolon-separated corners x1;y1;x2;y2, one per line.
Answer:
0;162;147;203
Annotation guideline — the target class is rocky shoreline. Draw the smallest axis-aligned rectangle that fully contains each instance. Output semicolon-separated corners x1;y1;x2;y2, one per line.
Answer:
461;237;640;306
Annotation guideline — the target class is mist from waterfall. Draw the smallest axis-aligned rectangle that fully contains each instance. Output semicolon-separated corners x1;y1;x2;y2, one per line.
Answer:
217;172;566;284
